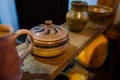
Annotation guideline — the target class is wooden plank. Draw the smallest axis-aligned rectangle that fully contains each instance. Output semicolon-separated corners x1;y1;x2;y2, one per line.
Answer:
17;21;107;80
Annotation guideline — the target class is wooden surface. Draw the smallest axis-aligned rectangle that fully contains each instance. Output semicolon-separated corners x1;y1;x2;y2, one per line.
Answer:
16;0;119;80
16;20;112;80
98;0;119;28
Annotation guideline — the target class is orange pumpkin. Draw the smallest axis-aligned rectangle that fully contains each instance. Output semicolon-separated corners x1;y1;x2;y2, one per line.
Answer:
77;34;108;68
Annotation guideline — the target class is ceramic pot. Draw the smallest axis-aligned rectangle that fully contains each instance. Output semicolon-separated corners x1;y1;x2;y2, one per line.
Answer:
0;24;34;80
66;1;89;32
26;20;69;57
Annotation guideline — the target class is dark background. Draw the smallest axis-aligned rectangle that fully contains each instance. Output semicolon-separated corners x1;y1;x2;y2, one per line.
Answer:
15;0;68;29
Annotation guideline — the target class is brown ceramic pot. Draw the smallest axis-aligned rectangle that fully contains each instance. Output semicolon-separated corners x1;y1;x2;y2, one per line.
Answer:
0;24;34;80
66;1;89;32
26;20;69;57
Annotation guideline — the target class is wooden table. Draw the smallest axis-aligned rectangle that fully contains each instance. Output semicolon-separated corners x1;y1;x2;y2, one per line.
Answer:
17;19;113;80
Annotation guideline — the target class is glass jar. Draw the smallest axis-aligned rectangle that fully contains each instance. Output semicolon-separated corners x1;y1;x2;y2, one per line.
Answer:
66;1;89;32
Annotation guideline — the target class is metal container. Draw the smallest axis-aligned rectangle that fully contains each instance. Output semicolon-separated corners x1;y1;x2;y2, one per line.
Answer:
26;20;69;57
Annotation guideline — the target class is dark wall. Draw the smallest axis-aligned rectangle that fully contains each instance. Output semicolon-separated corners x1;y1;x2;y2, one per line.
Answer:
15;0;68;29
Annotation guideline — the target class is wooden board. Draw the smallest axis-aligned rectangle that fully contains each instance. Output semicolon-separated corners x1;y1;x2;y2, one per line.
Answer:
17;21;110;80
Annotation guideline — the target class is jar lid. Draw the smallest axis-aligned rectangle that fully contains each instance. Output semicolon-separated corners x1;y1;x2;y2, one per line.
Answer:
27;20;68;46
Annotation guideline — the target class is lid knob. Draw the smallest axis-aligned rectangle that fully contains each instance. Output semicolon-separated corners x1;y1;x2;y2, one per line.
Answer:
45;20;53;25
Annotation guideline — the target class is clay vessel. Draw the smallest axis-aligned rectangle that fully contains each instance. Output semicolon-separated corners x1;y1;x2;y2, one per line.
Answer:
26;20;69;57
0;24;34;80
66;1;89;32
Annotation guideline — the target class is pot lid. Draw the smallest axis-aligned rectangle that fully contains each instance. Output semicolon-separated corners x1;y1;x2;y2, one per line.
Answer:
30;20;68;42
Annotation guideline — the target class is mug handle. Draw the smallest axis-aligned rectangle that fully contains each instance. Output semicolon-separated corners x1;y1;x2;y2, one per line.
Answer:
14;29;34;60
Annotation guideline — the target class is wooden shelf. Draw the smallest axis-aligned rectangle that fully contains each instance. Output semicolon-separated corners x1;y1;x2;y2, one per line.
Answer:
17;20;112;80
